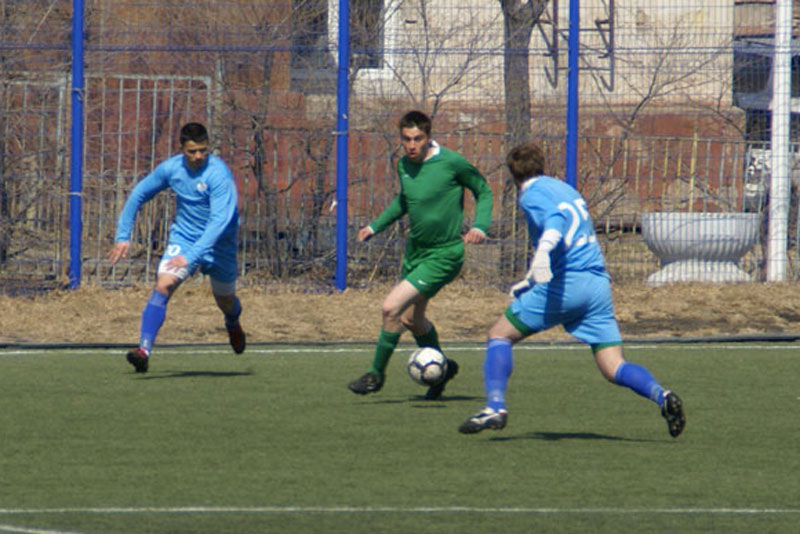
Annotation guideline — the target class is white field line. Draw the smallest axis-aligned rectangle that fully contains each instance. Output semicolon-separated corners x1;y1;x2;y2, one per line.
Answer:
0;523;86;534
0;506;799;516
1;346;796;524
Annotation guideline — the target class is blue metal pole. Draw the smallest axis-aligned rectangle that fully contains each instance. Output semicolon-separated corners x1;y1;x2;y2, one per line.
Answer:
69;0;85;289
334;0;350;290
565;0;580;188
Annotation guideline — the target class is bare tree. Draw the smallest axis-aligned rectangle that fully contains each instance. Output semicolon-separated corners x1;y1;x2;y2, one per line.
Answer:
0;1;70;282
497;0;548;278
352;0;502;124
338;0;506;281
209;0;340;279
580;9;734;222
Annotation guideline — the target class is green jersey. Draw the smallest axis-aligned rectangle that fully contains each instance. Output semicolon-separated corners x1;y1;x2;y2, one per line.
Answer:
369;143;493;249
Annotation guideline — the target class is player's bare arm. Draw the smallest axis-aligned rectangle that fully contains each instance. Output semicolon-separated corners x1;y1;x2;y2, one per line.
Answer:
108;241;131;264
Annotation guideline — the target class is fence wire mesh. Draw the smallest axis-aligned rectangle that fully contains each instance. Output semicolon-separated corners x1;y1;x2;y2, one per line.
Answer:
1;0;798;294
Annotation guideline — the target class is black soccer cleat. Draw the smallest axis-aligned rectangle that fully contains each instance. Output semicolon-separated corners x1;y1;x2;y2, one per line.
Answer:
126;347;150;374
348;372;384;395
661;390;686;438
226;321;246;354
424;358;459;400
458;407;508;434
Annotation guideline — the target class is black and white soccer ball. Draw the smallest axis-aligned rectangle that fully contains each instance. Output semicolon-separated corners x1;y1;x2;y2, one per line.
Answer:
407;347;448;386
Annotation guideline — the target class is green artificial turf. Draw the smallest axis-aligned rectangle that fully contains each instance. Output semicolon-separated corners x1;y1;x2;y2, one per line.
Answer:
1;343;798;533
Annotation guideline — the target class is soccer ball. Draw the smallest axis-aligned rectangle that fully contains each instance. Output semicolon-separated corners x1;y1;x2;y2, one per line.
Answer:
407;347;448;386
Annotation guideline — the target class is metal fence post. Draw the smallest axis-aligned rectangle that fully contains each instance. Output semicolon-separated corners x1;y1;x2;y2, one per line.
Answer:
335;0;350;291
69;0;85;289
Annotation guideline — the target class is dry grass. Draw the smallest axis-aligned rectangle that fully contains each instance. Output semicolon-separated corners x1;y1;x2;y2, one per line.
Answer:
3;279;800;345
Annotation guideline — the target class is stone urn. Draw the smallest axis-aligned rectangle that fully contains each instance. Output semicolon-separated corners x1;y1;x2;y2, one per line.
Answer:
641;212;761;286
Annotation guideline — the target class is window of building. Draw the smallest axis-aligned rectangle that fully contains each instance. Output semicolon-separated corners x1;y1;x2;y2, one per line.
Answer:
290;0;385;93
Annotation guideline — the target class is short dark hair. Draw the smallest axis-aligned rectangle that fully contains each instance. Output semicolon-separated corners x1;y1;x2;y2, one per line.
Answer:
179;122;209;145
398;110;432;136
506;142;545;181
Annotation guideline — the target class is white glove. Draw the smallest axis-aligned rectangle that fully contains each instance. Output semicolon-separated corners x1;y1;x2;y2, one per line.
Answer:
509;228;562;297
530;249;553;284
509;278;532;298
530;228;561;284
508;250;551;298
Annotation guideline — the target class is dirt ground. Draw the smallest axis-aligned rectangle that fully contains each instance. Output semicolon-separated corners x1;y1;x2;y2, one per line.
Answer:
2;280;800;346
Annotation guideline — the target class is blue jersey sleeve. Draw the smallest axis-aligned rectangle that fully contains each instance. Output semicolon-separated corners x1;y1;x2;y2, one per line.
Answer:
114;163;170;242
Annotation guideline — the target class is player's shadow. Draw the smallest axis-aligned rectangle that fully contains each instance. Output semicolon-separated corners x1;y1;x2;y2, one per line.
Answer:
407;394;482;403
490;431;658;443
357;394;481;406
362;399;408;405
138;370;254;380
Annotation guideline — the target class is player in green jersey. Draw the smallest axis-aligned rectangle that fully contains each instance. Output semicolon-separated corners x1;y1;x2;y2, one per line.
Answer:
348;110;493;399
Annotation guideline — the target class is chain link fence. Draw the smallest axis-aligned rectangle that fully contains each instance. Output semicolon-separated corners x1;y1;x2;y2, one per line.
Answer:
1;1;796;294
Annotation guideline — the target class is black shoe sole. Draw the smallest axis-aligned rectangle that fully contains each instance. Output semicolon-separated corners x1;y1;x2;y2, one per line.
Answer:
126;352;149;373
458;413;507;434
348;374;383;395
425;359;459;400
348;384;382;395
662;392;685;437
230;335;246;354
227;325;246;354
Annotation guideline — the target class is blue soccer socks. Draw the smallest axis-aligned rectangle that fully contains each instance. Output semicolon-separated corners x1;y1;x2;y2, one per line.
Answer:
224;296;243;328
614;361;665;404
139;290;169;353
485;338;514;412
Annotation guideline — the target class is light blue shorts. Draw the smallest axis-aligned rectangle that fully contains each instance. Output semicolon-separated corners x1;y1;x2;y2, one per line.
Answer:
159;239;238;285
506;270;621;345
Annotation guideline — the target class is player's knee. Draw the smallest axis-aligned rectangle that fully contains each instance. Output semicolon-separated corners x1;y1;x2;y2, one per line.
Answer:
155;280;178;297
592;343;625;382
380;303;403;323
487;323;518;341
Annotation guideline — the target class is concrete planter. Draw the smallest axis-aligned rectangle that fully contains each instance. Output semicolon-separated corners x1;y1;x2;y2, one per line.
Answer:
641;212;761;286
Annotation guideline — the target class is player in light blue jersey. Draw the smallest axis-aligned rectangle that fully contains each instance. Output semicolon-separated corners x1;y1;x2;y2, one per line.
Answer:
108;123;246;373
458;142;685;438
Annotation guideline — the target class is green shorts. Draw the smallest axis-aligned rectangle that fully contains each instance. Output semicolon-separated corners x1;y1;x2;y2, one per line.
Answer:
401;241;464;298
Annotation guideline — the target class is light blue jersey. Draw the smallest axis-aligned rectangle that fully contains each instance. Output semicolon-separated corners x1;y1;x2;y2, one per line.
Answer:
519;176;605;275
115;153;239;280
508;176;620;345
